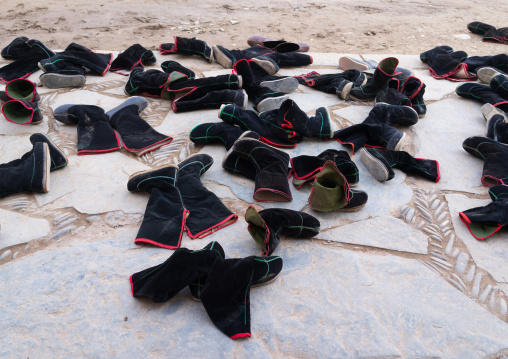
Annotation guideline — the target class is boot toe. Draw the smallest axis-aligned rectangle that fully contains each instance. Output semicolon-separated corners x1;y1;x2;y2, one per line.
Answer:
53;104;79;124
106;97;149;118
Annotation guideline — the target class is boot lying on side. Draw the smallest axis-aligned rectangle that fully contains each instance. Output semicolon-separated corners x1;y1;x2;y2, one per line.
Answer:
130;241;225;302
29;133;68;170
53;104;121;155
0;78;40;103
456;82;508;113
159;36;213;62
467;21;508;44
39;60;86;89
309;161;368;212
2;99;43;125
247;35;310;52
462;136;508;186
110;44;156;75
420;46;473;81
477;67;508;84
245;206;320;255
107;98;173;156
127;165;188;249
338;56;413;81
295;70;367;100
233;138;292;202
464;54;508;75
189;122;258;179
481;103;508;144
290;149;359;189
360;148;440;182
124;68;171;97
177;154;238;239
161;60;196;79
459;185;508;240
0;142;50;198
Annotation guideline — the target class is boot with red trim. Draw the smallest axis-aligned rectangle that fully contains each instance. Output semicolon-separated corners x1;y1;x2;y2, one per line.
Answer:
244;206;320;255
275;99;332;139
401;76;427;117
0;78;40;103
177;154;238;238
462;136;508;186
349;57;400;101
2;99;43;125
127;164;188;249
110;44;156;75
360;148;440;182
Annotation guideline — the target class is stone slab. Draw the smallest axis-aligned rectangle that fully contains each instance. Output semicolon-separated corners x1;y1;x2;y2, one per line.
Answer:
0;209;50;250
316;215;429;254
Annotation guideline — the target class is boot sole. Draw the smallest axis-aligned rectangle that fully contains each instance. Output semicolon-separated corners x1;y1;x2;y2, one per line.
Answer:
251;58;278;75
477;67;505;84
41;142;51;193
128;164;179;184
241;89;248;110
40;73;86;89
212;46;232;69
360;148;389;181
394;132;407;151
256;95;289;113
481;103;508;122
340;82;353;100
260;77;299;94
190;272;281;302
338;56;371;72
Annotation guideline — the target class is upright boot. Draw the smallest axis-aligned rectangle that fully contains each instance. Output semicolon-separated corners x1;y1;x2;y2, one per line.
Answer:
360;148;440;182
481;103;508;143
107;99;173;156
0;78;40;103
274;99;332;139
401;76;427;117
233;138;292;202
130;241;225;302
161;60;196;79
0;39;54;83
349;57;400;101
159;36;213;62
172;89;247;113
459;185;508;240
189;122;258;179
219;104;302;148
294;70;367;100
456;83;508;113
177;154;238;238
39;61;86;89
375;83;411;107
39;43;113;76
462;136;508;186
127;165;188;249
2;100;43;125
53;104;121;155
245;206;320;255
124;68;171;97
0;142;50;198
309;161;368;212
189;255;283;301
110;44;156;75
290;149;359;189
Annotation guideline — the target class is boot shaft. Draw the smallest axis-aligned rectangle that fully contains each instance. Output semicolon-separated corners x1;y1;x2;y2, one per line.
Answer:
172;89;246;113
189;122;245;150
1;79;39;102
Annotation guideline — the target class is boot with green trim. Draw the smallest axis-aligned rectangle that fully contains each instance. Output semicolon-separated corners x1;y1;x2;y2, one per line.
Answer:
159;36;213;63
360;147;440;182
0;78;40;103
309;161;368;212
2;99;43;125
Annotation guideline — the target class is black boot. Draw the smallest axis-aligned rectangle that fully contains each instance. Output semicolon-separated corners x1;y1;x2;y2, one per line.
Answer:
459;185;508;240
161;60;196;79
0;142;50;198
130;241;225;302
233;58;298;93
253;52;313;71
2;100;43;125
464;54;508;75
124;68;171;97
0;39;54;83
456;83;508;112
245;206;320;255
490;74;508;99
107;100;173;156
295;70;367;100
110;44;156;75
0;78;40;103
159;36;213;62
172;89;247;113
39;60;86;89
212;44;275;69
360;148;440;182
309;161;368;212
30;133;68;171
274;99;332;139
39;43;113;76
467;21;504;43
401;76;427;117
53;104;121;155
290;149;359;189
189;255;283;301
462;136;508;186
219;104;302;148
349;57;399;101
420;46;470;79
233;138;292;202
177;154;238;238
128;165;188;249
481;103;508;143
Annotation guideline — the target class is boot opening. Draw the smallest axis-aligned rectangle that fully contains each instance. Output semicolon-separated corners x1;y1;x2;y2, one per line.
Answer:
245;206;269;250
311;162;348;212
3;101;33;124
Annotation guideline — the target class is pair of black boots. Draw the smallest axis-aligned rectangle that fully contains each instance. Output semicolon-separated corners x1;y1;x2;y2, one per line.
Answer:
128;155;237;249
38;43;114;89
333;103;419;153
468;21;508;44
456;69;508;113
0;37;54;83
54;97;172;156
462;104;508;187
1;78;43;125
125;67;246;113
0;133;68;198
131;241;283;339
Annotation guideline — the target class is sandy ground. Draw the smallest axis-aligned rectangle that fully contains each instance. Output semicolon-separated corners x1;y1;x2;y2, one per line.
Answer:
0;0;507;56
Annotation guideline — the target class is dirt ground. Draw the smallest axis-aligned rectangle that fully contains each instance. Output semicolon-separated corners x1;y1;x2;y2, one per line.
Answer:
1;0;507;56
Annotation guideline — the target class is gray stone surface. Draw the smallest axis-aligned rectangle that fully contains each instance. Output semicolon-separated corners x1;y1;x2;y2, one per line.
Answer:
1;238;508;358
316;215;429;254
0;209;50;250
